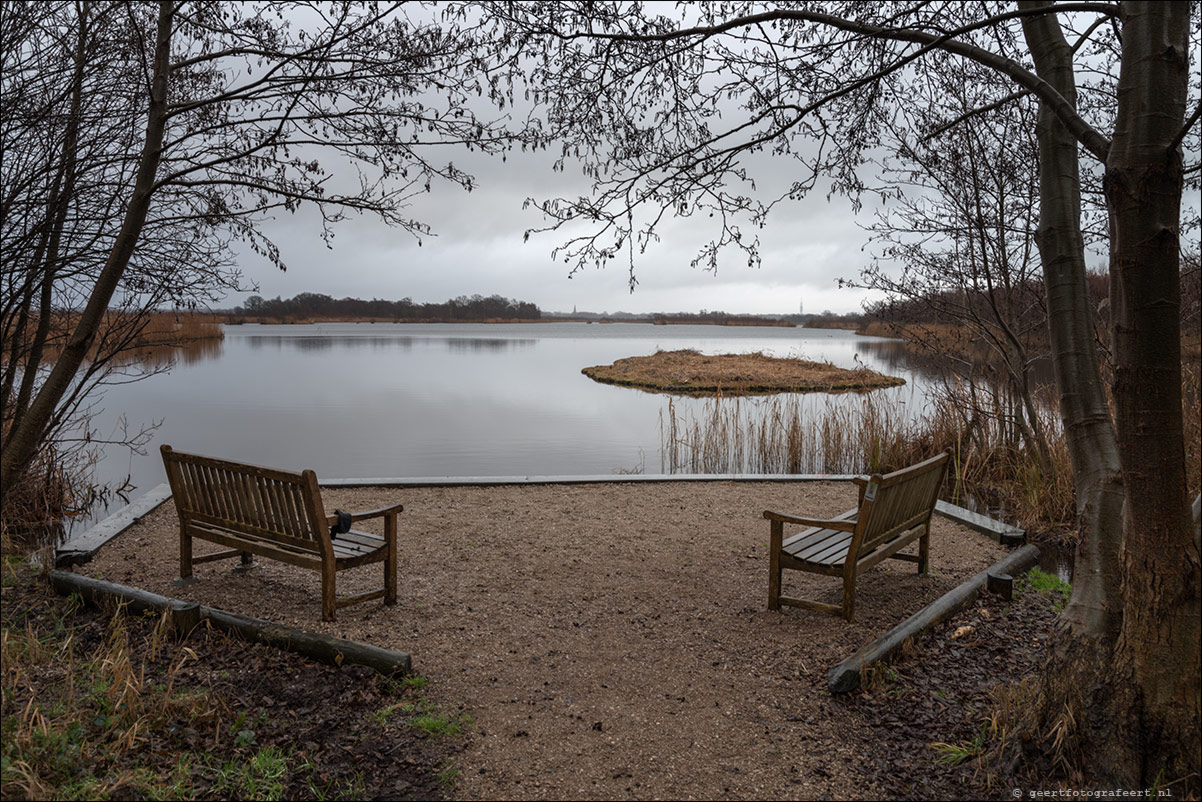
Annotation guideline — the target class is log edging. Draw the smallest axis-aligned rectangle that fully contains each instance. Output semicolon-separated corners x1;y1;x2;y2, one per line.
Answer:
54;477;1030;687
826;544;1041;694
46;571;412;677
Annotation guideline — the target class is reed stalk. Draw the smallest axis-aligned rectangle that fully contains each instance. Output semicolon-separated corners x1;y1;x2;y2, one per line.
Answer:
659;384;1086;535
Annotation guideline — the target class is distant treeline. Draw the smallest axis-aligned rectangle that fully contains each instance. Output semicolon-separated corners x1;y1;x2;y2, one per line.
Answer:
652;312;794;327
862;267;1200;336
230;292;541;322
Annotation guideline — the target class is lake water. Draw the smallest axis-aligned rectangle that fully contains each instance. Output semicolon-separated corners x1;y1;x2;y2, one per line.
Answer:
75;322;932;529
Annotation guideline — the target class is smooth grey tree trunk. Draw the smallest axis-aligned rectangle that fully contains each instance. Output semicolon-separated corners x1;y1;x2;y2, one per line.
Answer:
1020;1;1198;787
1019;1;1125;641
1105;1;1200;784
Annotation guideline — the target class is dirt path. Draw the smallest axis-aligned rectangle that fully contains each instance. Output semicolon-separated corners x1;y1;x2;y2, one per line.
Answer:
83;481;1005;800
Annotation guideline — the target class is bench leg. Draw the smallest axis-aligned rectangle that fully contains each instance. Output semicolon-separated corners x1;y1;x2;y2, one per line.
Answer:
384;513;397;607
768;520;783;611
321;564;336;622
841;572;856;622
179;531;193;579
240;551;254;567
918;526;930;574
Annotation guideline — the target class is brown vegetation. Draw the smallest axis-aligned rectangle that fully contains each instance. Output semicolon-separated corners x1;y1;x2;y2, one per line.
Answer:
583;349;905;395
660;359;1201;540
11;311;224;363
1;557;458;800
651;314;795;327
0;429;97;543
661;391;1077;536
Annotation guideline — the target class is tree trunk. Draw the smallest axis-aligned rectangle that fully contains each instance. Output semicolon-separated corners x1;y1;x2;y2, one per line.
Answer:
1105;1;1200;787
1019;2;1199;790
1019;1;1124;642
1019;0;1130;782
0;1;173;494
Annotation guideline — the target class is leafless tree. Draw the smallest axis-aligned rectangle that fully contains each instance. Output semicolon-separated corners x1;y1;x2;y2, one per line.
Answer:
462;0;1201;788
1;1;516;496
851;55;1058;475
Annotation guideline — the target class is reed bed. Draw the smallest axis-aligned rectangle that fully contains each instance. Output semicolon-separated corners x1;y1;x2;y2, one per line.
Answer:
660;388;1078;535
123;312;224;348
8;311;223;365
661;365;1201;538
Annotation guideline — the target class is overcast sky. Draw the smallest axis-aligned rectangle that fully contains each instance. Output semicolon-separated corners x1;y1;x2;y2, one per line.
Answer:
222;6;1197;319
239;140;886;317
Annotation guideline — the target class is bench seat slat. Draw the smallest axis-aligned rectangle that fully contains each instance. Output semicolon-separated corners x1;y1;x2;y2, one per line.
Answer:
782;508;858;564
190;524;325;570
332;531;388;560
187;514;319;553
781;508;857;550
785;529;851;565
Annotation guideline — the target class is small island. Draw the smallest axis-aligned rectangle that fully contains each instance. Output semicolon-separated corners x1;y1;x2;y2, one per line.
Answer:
582;349;905;395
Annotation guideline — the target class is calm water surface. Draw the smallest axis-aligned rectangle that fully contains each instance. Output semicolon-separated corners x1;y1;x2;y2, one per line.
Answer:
78;322;930;528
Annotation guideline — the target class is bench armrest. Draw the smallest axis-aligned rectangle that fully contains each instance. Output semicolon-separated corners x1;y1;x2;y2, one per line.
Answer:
763;509;857;531
327;502;404;526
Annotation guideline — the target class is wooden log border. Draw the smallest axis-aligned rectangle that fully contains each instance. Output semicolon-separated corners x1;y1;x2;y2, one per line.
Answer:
826;544;1041;694
46;571;412;677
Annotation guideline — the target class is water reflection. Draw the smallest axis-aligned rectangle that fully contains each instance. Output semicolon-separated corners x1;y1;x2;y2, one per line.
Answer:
107;337;224;370
856;337;1058;388
445;337;536;351
243;335;416;352
856;339;946;380
1038;542;1075;583
236;333;539;353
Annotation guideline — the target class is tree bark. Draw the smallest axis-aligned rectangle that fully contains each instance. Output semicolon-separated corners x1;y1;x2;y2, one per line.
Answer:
1105;1;1200;786
0;1;173;494
1019;1;1199;789
1019;1;1125;642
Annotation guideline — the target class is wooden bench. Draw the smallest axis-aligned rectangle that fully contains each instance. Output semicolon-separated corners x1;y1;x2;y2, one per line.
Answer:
161;445;400;621
764;449;952;622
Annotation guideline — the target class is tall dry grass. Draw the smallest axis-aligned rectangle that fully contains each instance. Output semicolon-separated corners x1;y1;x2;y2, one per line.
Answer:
661;363;1202;538
10;311;223;364
123;311;224;347
0;593;223;800
661;387;1078;535
0;426;100;545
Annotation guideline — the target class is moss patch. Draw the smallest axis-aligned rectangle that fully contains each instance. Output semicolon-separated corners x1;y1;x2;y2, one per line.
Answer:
582;349;905;395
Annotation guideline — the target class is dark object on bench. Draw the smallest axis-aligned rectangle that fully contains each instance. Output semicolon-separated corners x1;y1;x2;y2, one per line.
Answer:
161;445;400;621
764;449;952;622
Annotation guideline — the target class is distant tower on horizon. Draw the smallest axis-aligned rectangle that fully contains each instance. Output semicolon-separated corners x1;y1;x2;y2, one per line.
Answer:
799;299;804;316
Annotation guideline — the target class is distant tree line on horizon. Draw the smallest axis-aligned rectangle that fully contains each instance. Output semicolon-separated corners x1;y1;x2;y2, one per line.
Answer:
860;264;1200;340
231;292;541;322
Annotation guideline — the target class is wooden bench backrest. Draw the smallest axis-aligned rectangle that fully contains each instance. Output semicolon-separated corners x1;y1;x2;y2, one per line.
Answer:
161;445;329;556
855;450;951;556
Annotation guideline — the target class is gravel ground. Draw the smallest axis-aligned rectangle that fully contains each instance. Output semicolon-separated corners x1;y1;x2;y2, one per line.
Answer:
79;480;1009;800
